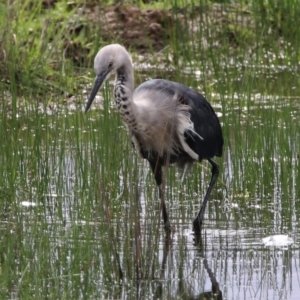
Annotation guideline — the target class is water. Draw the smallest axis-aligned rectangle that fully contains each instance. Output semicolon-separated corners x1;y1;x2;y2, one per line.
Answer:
0;60;299;299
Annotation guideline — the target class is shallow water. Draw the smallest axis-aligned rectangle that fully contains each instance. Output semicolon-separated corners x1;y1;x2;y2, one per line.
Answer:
1;57;299;299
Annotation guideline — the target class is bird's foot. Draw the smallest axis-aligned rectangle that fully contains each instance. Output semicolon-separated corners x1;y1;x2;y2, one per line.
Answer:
193;216;203;235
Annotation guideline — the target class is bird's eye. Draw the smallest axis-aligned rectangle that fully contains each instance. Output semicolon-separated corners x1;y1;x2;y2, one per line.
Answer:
108;62;113;68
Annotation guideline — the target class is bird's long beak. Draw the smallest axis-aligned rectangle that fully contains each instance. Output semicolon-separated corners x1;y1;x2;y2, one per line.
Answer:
85;73;106;113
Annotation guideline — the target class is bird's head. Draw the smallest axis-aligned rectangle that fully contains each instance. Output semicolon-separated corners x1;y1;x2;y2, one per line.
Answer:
85;44;132;113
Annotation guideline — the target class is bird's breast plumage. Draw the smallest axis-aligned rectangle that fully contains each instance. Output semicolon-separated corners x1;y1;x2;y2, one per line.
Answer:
115;77;223;164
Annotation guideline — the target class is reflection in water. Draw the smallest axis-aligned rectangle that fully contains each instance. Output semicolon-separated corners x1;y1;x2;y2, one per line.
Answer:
200;259;222;300
154;234;223;300
32;138;299;300
36;146;299;300
8;88;299;299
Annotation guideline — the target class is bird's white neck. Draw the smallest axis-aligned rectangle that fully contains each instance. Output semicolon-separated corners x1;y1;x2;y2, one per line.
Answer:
114;68;137;130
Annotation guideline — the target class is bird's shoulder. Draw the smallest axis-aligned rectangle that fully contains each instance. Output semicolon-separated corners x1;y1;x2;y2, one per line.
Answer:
134;79;209;107
133;79;220;130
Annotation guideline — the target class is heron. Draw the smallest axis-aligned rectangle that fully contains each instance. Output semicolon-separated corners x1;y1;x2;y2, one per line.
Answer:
85;44;223;234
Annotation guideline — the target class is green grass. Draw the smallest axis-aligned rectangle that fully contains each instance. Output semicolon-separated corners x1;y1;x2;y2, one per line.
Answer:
0;0;299;299
1;0;300;96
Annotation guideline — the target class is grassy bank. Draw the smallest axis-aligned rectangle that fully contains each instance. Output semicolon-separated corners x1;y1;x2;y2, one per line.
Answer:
0;0;299;100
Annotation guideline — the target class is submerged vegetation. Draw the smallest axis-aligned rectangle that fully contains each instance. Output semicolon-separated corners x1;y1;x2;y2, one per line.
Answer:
0;0;299;299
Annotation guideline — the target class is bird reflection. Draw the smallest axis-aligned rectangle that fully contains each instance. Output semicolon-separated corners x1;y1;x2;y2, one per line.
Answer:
154;233;223;300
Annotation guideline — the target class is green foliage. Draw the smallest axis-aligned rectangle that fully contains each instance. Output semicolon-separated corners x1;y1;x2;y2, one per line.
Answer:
1;0;300;97
0;2;299;297
0;0;99;98
253;0;300;37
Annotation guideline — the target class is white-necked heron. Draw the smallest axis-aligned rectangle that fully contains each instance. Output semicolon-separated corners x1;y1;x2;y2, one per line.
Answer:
85;44;223;234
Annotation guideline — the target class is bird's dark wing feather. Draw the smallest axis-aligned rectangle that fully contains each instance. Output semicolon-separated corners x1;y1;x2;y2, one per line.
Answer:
186;92;223;160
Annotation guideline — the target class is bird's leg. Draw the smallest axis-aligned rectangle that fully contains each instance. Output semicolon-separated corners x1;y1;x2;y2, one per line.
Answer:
158;180;170;231
193;158;219;234
149;161;170;233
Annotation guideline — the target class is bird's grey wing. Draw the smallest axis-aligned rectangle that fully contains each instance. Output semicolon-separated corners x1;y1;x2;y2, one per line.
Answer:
150;79;223;158
134;79;202;160
135;79;223;160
